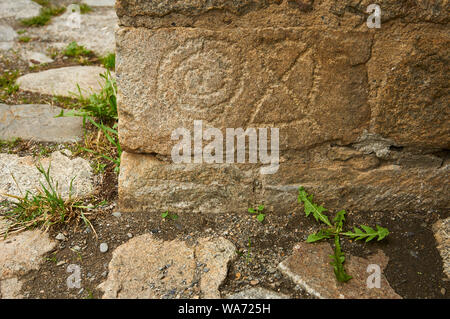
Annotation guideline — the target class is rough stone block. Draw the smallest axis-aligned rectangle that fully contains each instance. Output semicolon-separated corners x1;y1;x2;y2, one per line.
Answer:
116;1;449;214
117;27;371;155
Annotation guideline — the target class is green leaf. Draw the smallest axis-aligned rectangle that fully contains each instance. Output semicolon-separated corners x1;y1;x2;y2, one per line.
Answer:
333;210;346;232
256;214;265;222
248;208;256;214
161;211;169;219
376;225;389;241
341;224;389;242
329;235;352;282
298;187;332;226
257;205;265;211
306;228;334;243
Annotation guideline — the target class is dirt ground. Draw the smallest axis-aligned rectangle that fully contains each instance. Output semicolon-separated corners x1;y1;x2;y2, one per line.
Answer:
18;200;449;299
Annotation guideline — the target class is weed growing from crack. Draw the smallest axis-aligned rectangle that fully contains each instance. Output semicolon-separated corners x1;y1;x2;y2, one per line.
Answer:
298;187;389;282
57;71;121;173
0;164;104;238
0;70;20;100
79;118;122;174
101;53;115;71
21;6;65;27
59;71;117;122
79;4;92;14
18;36;31;43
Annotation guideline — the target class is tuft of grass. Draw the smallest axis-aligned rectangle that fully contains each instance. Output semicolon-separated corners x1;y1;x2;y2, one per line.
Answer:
57;71;120;173
100;53;115;71
81;118;122;174
79;4;92;14
58;71;117;122
18;36;31;43
0;138;21;153
21;6;66;27
32;0;50;5
63;41;93;58
0;70;20;100
0;164;104;238
298;187;389;283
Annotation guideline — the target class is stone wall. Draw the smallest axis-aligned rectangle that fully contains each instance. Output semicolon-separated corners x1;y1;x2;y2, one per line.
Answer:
116;0;449;214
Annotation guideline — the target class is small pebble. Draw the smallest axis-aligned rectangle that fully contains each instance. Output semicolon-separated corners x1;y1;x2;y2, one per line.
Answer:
112;211;122;218
100;243;109;253
55;233;67;241
127;233;133;238
441;288;446;295
250;279;259;286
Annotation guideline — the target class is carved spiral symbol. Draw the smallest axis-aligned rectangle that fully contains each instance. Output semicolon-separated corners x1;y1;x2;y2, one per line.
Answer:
157;39;242;114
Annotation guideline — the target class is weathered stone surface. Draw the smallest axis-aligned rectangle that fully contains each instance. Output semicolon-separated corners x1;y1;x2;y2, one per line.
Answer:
196;237;236;298
368;25;450;149
0;229;56;299
0;104;83;143
116;0;282;18
16;66;110;97
117;27;371;155
29;8;118;56
226;288;289;299
433;217;450;279
99;234;196;299
0;0;41;20
0;277;23;299
0;151;93;201
116;0;449;28
119;152;255;213
0;25;17;50
117;1;449;214
98;234;236;298
119;147;449;213
82;0;116;7
278;242;401;299
260;152;449;213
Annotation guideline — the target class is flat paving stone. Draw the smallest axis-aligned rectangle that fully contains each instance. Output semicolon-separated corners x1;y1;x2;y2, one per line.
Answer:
0;151;94;201
0;24;17;51
278;242;402;299
0;103;83;143
98;235;236;299
0;229;56;299
30;8;118;56
433;217;450;279
16;66;110;97
0;0;41;20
